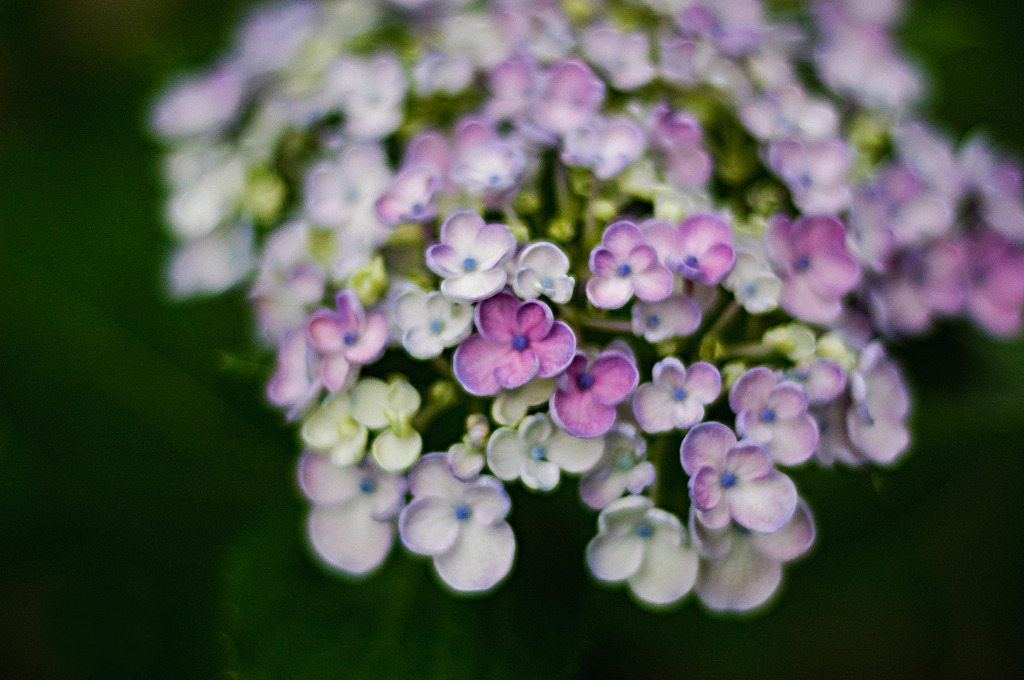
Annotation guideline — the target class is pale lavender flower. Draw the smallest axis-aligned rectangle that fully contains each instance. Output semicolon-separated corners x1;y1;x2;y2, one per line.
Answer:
398;454;515;593
299;453;406;577
631;293;702;343
633;358;721;433
450;119;526;195
233;1;320;77
681;422;798;533
765;214;861;324
658;34;700;86
768;138;851;214
586;496;699;607
267;327;322;420
306;290;389;392
722;238;782;314
643;214;736;285
550;349;639;439
691;499;815;612
484;52;539;123
677;0;766;57
531;59;605;136
486;413;603;490
413;51;475;96
845;342;910;465
151;62;246;140
580;424;655;510
963;231;1024;337
563;117;646;180
426;211;517;302
729;367;818;466
787;357;847;405
163;145;246;240
326;54;407;141
648;104;712;189
581;25;656;90
866;241;965;336
587;221;674;309
512;241;575;303
739;84;839;143
391;286;474;360
453;292;576;396
251;220;327;342
959;134;1024;243
304;144;392;229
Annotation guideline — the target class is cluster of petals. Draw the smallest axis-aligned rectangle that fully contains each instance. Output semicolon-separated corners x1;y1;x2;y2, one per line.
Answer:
729;367;819;466
643;214;736;285
511;241;575;304
630;293;703;343
765;214;861;324
587;221;673;309
681;423;798;533
486;414;603;491
562;117;646;180
426;211;517;302
398;454;515;593
550;349;639;439
633;358;721;433
454;292;576;396
391;285;474;359
580;424;655;510
306;290;389;392
586;496;699;607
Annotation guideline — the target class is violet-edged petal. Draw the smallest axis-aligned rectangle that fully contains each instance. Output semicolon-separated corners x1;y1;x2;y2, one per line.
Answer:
696;542;783;612
463;478;511;525
407;453;464;499
767;415;818;466
690;466;723;512
307;503;394;576
433;520;515;593
475;291;522;343
297;452;357;505
398;497;460;556
452;334;504;397
727;470;798;533
531;321;576;377
728;367;778;415
751;499;816;562
681;422;736;476
590;352;640;405
342;312;389;364
551;389;617;440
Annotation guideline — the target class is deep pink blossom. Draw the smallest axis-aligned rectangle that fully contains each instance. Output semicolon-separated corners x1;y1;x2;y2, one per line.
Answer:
550;350;639;439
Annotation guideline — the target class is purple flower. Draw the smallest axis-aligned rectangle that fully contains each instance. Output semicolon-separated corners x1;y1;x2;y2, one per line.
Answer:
581;25;656;90
739;84;838;142
586;496;699;607
398;454;515;593
450;116;525;195
649;104;712;189
963;231;1024;337
375;164;442;225
453;292;576;396
631;293;702;342
867;241;965;336
644;214;736;285
306;290;389;392
633;358;721;433
580;423;655;510
150;62;246;140
729;367;819;466
787;357;847;405
845;342;910;465
550;349;639;439
681;422;798;533
531;59;605;135
768;138;851;214
586;221;674;309
266;328;321;420
484;52;538;122
298;453;406;577
562;117;646;180
765;214;861;324
690;499;815;612
425;211;517;302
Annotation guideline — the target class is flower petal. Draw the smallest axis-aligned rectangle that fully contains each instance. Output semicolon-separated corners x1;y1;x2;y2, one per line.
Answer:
308;501;394;576
398;497;460;555
727;471;798;533
434;520;516;593
586;532;645;583
627;536;698;606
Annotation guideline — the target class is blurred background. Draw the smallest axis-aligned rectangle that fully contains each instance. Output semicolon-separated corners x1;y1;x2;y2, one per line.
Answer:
0;1;1022;678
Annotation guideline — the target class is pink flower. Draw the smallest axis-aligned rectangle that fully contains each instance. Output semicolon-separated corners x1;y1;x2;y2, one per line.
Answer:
550;350;639;439
643;214;736;285
453;292;576;396
587;220;674;309
305;290;389;392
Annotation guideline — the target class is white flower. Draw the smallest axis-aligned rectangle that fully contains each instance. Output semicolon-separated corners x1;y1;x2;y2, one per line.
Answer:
350;378;423;471
399;454;516;593
300;391;369;466
486;414;603;491
586;496;699;607
391;287;474;359
491;378;556;426
723;238;782;314
303;144;392;230
512;241;575;304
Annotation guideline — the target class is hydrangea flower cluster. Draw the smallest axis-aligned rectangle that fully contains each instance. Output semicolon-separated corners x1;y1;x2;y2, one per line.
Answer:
154;0;1024;612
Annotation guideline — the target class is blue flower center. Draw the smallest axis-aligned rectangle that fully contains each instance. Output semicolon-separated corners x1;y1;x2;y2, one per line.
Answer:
721;471;737;488
673;388;687;402
636;523;653;539
647;315;660;329
511;333;529;350
489;174;501;185
411;202;424;215
683;255;699;268
744;284;757;296
454;504;471;521
463;257;477;271
540;276;553;289
530;445;547;461
761;408;777;423
794;255;810;272
429;319;444;334
797;172;812;188
617;263;632;276
577;372;595;390
343;332;358;345
358;477;376;494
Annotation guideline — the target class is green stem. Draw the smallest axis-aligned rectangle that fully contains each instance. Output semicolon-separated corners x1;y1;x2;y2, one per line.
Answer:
578;317;633;333
718;342;774;360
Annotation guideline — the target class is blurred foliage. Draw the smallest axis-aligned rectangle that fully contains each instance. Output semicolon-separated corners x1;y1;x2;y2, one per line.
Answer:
0;1;1022;678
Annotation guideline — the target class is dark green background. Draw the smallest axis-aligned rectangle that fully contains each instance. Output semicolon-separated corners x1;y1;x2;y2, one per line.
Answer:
1;1;1022;678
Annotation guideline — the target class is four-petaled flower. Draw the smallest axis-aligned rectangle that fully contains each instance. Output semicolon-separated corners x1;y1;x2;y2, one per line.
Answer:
729;367;819;466
681;422;798;533
306;290;389;392
551;349;639;439
398;454;516;593
454;292;576;396
587;220;674;309
426;210;517;302
633;358;722;433
486;413;603;491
